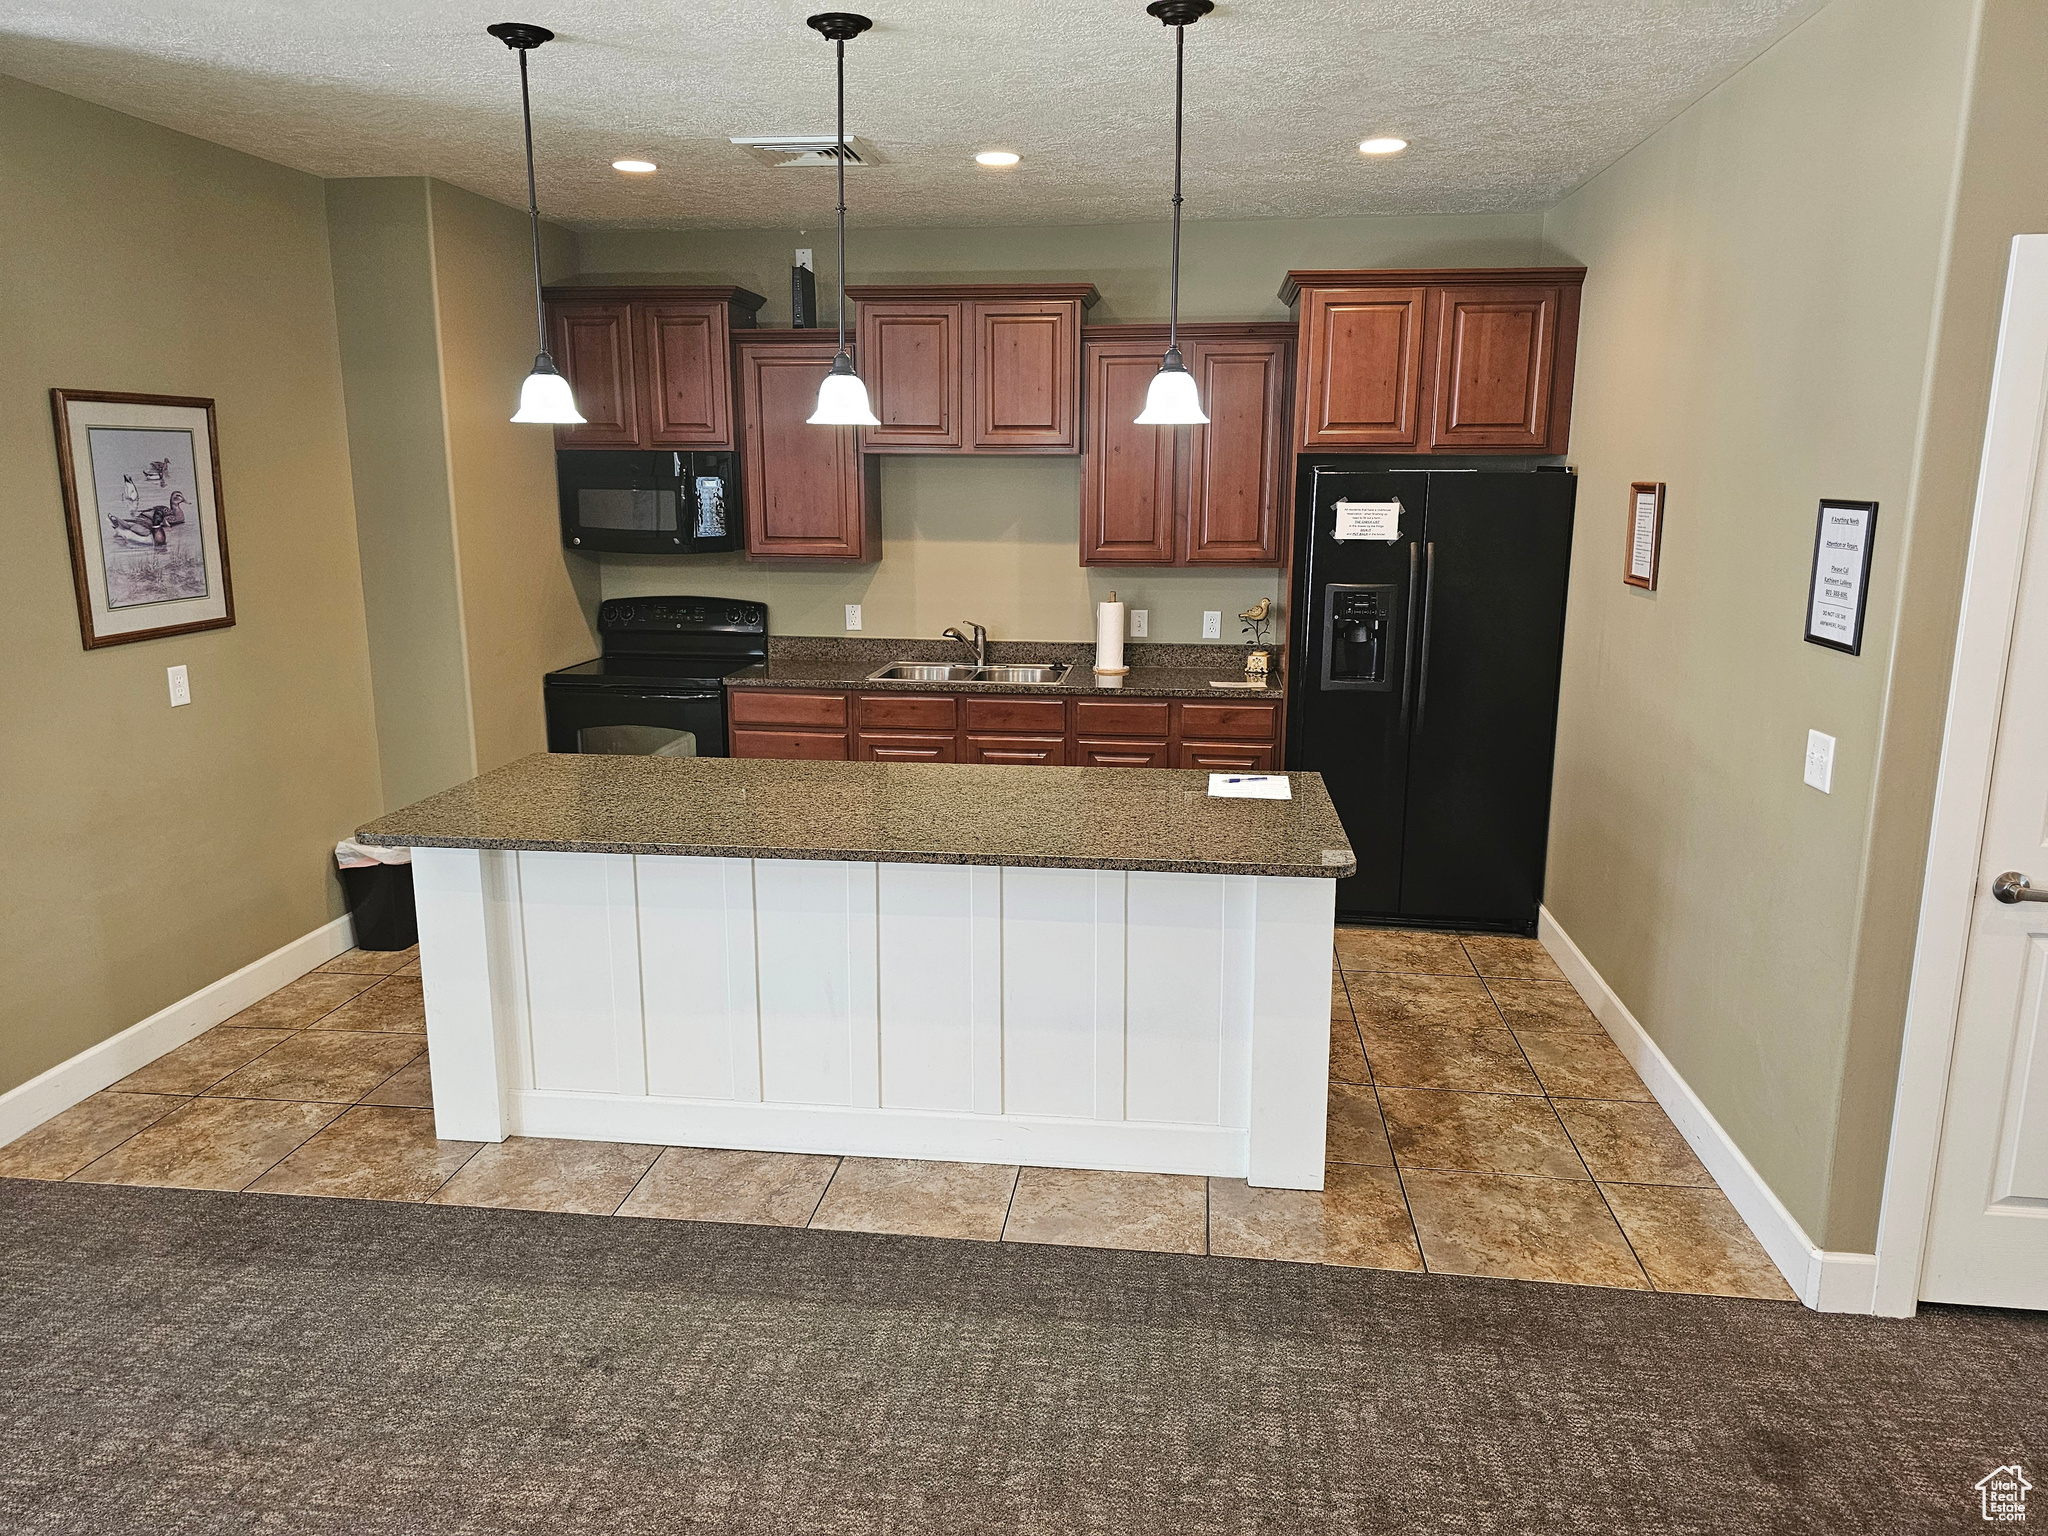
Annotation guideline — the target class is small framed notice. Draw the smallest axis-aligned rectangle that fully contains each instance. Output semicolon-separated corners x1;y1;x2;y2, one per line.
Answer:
1805;499;1879;654
1333;499;1401;542
1624;482;1664;590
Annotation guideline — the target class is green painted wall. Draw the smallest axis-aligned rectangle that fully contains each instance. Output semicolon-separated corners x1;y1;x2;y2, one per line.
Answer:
0;77;383;1095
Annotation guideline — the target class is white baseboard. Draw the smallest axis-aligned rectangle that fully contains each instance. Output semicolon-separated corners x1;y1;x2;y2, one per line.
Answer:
0;914;355;1148
1537;906;1879;1314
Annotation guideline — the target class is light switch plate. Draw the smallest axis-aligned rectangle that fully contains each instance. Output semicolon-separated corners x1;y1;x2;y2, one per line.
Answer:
845;604;862;631
1804;729;1835;793
1202;610;1222;639
1129;608;1149;638
167;665;191;707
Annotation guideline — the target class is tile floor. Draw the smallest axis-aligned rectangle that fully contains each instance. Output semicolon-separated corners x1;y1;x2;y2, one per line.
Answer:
0;932;1793;1300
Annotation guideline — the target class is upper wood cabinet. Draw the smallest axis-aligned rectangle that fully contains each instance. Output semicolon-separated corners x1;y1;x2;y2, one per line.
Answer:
1080;324;1295;568
735;332;881;562
850;284;1097;454
1280;268;1585;456
543;285;766;451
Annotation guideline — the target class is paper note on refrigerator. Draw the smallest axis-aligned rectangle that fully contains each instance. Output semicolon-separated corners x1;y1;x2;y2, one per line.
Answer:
1333;499;1401;541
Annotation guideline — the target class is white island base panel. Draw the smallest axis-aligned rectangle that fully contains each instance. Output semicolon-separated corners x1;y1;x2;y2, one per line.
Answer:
413;847;1335;1189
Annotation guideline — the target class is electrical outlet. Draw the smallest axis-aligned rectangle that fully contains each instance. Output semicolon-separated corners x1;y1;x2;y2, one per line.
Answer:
1804;730;1835;793
796;247;814;270
166;665;191;707
1201;610;1222;639
845;604;862;631
1129;608;1149;638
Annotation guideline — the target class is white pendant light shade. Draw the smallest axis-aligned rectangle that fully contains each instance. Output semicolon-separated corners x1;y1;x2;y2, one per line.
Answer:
1136;355;1207;425
513;357;585;424
809;356;880;426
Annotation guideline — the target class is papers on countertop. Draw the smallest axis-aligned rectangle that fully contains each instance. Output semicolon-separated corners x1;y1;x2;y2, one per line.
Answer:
1207;773;1291;800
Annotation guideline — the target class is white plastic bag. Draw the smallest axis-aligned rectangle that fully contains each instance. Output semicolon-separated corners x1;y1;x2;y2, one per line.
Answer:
335;840;413;870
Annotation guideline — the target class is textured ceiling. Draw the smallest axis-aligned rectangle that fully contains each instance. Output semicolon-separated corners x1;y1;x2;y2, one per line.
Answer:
2;0;1822;229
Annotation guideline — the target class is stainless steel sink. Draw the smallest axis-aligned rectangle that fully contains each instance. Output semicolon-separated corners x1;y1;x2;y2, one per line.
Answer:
972;664;1072;685
866;661;1074;685
867;662;982;682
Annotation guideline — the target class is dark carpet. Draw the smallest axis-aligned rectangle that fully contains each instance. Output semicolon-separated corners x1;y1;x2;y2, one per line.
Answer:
0;1179;2039;1535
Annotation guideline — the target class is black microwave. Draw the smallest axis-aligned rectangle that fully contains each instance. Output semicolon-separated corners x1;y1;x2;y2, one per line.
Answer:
556;451;742;554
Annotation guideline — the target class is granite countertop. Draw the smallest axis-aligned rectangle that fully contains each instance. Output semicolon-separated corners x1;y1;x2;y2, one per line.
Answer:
725;636;1283;699
355;753;1356;879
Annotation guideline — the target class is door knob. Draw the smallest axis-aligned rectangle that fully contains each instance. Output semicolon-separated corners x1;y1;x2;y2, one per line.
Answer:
1992;871;2048;904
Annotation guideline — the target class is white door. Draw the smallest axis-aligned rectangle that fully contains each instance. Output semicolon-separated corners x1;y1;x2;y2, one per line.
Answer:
1920;237;2048;1309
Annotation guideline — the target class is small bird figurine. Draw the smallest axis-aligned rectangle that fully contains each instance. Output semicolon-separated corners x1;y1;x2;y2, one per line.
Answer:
1238;597;1274;680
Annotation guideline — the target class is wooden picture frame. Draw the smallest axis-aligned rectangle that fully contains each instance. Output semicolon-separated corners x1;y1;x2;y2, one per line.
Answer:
1804;499;1880;655
51;389;234;649
1624;481;1664;590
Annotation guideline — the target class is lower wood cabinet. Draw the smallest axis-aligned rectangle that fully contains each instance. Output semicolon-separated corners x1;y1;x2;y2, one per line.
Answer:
1176;740;1276;772
729;689;1279;772
964;734;1067;766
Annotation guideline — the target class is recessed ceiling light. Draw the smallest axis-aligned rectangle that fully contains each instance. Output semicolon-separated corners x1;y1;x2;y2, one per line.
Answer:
1357;137;1408;157
974;150;1022;168
612;158;658;174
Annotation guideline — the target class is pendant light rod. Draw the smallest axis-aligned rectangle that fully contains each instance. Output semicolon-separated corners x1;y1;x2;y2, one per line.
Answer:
806;13;872;363
1167;18;1184;353
488;23;556;359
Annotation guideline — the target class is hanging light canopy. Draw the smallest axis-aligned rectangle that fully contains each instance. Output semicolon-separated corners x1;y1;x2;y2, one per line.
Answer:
806;12;881;427
489;22;585;425
1135;0;1211;426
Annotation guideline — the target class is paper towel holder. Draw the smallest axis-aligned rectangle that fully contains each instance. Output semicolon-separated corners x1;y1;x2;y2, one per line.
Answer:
1093;590;1131;677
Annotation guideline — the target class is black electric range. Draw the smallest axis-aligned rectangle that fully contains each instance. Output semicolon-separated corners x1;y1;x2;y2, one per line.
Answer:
543;596;767;758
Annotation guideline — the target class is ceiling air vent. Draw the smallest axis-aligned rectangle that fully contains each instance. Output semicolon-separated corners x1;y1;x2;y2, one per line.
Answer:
730;134;882;169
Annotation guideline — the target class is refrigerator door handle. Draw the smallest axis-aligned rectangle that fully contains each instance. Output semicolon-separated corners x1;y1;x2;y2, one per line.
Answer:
1399;541;1420;730
1416;541;1437;732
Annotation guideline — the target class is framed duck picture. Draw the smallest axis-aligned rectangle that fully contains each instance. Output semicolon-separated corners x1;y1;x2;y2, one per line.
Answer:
51;389;234;649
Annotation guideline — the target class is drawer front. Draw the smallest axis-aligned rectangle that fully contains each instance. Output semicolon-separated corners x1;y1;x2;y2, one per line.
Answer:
962;696;1067;734
855;731;959;763
730;727;850;761
1071;699;1170;738
728;689;849;729
857;693;958;732
964;734;1068;767
1075;737;1170;769
1176;739;1276;772
1175;701;1278;741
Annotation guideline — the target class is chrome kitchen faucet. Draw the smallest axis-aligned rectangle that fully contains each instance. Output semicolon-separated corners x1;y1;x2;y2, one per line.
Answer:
943;621;987;668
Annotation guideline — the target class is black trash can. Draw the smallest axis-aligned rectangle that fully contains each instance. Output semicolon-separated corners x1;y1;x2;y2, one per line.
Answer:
337;847;418;951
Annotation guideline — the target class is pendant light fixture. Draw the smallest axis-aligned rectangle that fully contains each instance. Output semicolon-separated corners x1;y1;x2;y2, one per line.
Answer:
489;21;585;425
805;12;881;427
1135;0;1212;426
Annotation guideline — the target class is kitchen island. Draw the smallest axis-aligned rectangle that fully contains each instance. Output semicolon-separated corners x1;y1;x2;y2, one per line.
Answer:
354;753;1354;1188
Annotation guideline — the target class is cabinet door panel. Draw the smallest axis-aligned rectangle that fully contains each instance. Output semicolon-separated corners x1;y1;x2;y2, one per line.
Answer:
1176;701;1278;741
858;303;962;450
970;300;1080;451
1075;738;1170;769
1175;740;1276;772
738;341;876;560
1185;339;1290;564
1080;343;1179;565
730;728;849;761
1072;699;1170;737
1298;287;1426;450
1428;286;1558;450
857;694;958;732
643;300;733;448
963;734;1067;766
856;732;959;763
550;300;642;448
962;696;1067;734
729;690;849;729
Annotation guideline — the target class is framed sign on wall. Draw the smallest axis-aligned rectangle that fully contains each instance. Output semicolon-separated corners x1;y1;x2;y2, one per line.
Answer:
1625;481;1665;590
50;389;234;650
1805;499;1879;655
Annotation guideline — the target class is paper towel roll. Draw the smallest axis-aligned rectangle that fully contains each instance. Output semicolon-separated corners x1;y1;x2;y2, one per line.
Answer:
1094;594;1128;675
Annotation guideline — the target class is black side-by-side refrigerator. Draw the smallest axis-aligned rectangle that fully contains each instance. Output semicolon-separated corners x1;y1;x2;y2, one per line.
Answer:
1286;465;1576;933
